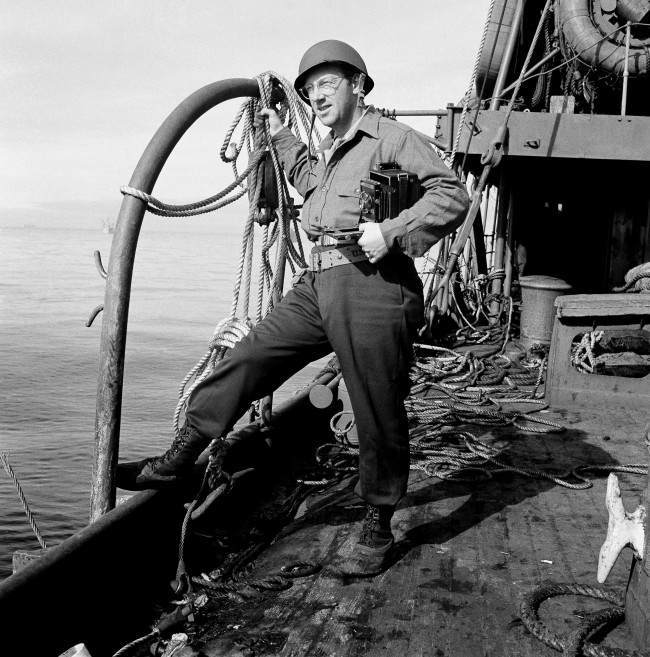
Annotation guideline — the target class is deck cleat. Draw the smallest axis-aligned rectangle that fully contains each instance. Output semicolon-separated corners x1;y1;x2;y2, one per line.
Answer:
597;473;646;583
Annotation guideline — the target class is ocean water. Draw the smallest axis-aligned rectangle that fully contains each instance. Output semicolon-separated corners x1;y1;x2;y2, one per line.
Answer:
0;218;322;579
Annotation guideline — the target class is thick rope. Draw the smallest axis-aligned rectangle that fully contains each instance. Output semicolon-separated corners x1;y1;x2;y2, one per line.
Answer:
111;631;159;657
519;582;647;657
321;342;647;491
572;330;604;374
613;271;650;292
450;0;497;162
161;72;318;438
1;452;47;550
613;262;650;293
163;73;326;600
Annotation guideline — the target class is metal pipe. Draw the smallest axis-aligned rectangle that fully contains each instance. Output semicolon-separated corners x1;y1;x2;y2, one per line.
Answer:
489;180;511;318
490;0;527;110
91;78;260;522
435;163;493;314
503;190;515;299
621;21;632;118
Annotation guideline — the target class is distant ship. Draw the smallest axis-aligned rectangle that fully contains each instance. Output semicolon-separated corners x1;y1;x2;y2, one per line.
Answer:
101;217;115;234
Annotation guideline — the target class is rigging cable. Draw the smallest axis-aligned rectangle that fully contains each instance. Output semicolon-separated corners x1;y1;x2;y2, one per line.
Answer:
0;452;47;550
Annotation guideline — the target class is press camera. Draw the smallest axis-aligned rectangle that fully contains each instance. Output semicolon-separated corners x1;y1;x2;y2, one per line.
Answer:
359;162;422;223
324;162;422;241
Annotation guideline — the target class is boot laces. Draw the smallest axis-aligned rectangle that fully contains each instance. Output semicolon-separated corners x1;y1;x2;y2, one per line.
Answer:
154;427;190;465
360;505;381;545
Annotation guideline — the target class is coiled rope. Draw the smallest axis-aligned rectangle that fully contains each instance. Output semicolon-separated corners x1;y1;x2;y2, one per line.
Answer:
613;263;650;293
572;330;604;374
519;582;648;657
122;71;322;439
0;452;47;550
320;342;647;490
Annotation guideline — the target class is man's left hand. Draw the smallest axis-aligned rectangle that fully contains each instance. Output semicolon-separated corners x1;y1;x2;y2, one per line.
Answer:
358;222;389;264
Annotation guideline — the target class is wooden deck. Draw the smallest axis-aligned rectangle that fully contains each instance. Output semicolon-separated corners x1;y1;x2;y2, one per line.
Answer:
193;405;647;657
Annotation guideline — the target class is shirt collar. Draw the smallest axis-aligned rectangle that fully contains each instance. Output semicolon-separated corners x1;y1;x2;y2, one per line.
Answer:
317;105;380;152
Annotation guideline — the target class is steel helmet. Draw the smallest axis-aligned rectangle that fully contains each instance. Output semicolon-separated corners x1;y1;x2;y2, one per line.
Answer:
294;40;374;99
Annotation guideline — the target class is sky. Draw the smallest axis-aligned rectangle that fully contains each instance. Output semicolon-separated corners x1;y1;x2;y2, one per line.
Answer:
1;0;489;227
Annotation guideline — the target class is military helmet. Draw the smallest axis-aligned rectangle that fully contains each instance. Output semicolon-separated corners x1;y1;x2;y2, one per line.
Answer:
294;40;374;99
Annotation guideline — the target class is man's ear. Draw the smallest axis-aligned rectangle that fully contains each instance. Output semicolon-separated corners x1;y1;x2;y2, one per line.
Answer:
353;73;366;95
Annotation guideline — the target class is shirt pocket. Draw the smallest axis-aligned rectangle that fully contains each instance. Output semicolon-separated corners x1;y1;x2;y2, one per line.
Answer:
301;181;319;223
333;182;362;230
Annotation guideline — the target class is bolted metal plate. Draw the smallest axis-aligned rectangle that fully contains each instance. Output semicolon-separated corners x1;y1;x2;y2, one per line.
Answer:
437;109;650;162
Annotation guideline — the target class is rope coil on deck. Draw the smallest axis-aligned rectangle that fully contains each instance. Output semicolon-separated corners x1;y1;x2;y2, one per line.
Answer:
613;262;650;293
322;342;647;491
519;582;648;657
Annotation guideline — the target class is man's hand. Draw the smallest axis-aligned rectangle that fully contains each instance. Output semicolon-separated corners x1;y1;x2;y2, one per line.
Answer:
358;222;389;264
255;108;284;137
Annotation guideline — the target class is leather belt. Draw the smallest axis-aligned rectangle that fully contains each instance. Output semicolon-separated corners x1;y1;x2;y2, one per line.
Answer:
308;244;368;272
316;234;341;246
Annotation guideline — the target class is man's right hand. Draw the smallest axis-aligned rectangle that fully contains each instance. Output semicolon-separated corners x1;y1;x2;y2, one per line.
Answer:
255;108;284;137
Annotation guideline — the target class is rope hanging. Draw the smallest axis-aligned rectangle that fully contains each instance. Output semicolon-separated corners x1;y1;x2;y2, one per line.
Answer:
120;72;322;438
450;0;497;163
1;452;47;550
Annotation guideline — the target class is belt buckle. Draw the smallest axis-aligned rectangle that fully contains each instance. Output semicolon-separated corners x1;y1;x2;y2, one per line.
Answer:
311;250;323;273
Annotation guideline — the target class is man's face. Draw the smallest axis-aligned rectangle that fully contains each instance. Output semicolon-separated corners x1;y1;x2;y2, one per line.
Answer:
303;64;360;135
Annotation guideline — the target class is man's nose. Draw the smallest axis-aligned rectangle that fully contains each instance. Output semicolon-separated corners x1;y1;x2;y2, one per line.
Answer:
312;85;326;101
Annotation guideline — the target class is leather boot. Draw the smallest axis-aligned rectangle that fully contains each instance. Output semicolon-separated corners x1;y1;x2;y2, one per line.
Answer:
332;504;395;577
115;424;208;490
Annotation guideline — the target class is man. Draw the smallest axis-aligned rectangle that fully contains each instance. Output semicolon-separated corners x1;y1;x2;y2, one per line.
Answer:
117;40;469;576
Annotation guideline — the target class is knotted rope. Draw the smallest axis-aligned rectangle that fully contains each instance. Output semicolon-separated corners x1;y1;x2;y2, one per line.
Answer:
571;330;604;374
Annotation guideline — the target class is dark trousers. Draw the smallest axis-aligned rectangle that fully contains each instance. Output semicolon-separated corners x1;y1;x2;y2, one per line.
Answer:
186;254;424;507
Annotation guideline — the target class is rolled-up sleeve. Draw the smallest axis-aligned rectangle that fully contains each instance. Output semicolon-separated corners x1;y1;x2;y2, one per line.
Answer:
270;127;318;198
379;129;469;258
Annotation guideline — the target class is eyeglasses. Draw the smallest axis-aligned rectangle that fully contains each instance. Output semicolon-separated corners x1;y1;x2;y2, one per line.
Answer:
299;75;346;100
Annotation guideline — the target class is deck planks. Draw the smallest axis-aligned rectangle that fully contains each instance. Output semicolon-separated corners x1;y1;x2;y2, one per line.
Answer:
198;405;647;656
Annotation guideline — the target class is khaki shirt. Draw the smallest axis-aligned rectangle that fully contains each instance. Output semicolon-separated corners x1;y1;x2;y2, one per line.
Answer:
271;106;469;257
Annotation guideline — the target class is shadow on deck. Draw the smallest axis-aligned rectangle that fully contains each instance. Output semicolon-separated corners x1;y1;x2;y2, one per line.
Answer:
192;406;646;656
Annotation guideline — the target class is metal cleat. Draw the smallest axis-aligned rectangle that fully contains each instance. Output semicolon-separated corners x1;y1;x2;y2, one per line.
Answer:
597;473;646;583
